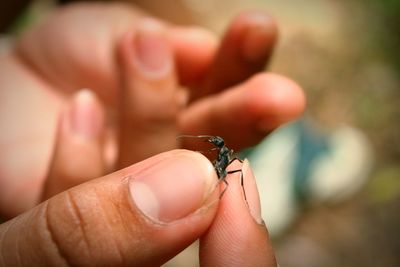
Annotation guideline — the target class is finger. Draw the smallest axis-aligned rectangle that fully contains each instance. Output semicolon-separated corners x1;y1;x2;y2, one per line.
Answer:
200;160;276;267
192;11;278;100
117;19;185;168
179;73;306;151
0;150;220;267
168;25;218;87
42;90;105;200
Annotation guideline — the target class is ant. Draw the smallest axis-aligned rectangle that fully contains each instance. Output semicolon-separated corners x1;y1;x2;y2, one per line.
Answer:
178;135;247;200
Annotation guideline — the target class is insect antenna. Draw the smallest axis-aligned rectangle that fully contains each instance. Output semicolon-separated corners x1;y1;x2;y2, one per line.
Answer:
177;135;220;157
176;134;216;145
176;134;214;140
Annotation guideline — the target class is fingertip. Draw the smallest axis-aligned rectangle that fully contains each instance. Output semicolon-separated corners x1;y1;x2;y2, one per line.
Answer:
234;10;279;62
127;149;219;222
169;26;218;85
68;89;106;139
245;73;306;130
118;19;173;80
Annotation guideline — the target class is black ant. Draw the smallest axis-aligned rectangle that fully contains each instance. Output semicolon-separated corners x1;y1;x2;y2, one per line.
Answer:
178;135;247;200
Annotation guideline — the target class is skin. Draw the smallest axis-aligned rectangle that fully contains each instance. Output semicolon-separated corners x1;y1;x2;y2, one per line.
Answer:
0;2;305;266
0;149;276;266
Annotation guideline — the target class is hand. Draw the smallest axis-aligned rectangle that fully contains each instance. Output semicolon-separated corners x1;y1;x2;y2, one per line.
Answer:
0;148;276;267
0;2;305;217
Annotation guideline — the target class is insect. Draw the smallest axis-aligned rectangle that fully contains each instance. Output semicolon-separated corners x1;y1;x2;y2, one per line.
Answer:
178;135;247;200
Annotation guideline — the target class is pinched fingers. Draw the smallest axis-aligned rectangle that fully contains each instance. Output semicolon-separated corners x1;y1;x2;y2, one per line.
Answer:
0;150;220;267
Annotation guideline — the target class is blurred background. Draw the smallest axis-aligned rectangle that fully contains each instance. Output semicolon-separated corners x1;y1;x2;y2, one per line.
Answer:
137;1;400;266
3;0;400;266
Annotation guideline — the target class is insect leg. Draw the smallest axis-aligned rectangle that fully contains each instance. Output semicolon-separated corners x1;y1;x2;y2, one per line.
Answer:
227;169;248;202
229;157;243;164
219;178;229;198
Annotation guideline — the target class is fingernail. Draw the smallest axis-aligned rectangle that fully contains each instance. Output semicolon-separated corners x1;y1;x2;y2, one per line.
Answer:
129;151;217;223
241;15;276;62
69;89;103;138
242;159;263;224
134;19;172;76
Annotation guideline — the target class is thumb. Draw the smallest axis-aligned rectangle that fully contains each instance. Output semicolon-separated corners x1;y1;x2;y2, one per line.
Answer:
0;150;219;267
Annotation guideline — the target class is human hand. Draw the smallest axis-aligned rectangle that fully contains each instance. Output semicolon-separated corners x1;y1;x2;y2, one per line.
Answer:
0;148;276;267
0;2;305;217
15;3;300;158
